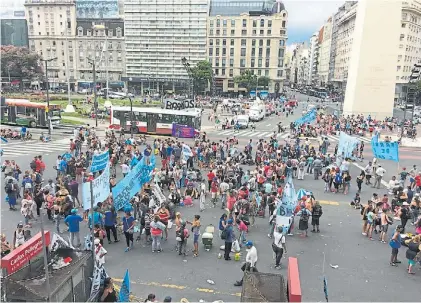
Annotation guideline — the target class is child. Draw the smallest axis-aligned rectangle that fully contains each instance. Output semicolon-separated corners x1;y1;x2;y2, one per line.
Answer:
236;219;248;245
350;193;361;209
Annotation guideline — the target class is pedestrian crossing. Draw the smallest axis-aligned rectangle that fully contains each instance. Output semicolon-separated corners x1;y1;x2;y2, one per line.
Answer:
210;129;373;143
0;137;72;158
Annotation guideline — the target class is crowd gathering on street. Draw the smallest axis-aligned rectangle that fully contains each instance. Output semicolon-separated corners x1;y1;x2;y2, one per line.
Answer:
1;99;421;301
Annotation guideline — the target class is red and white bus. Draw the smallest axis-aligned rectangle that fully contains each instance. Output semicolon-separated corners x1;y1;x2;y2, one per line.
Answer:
109;106;202;135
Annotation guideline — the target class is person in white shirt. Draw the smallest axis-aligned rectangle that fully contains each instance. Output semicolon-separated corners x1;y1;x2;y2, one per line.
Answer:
234;241;257;286
121;162;130;177
387;176;400;193
219;180;229;209
373;165;386;189
273;226;286;269
94;238;107;265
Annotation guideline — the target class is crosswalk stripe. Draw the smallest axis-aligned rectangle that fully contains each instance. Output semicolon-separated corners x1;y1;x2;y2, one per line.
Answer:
219;130;233;135
241;131;254;136
252;132;263;137
280;133;290;139
257;132;268;137
265;132;274;137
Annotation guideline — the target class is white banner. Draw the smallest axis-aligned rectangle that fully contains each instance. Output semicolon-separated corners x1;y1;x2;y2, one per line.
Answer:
82;164;110;210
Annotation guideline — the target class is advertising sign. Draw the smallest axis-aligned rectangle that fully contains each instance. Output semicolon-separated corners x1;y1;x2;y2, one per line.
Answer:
1;231;51;274
172;124;195;138
165;99;195;110
76;0;119;19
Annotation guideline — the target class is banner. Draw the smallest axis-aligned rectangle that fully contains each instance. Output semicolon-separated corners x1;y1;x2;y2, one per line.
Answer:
276;175;297;232
112;155;156;211
90;150;109;173
119;269;131;302
371;135;399;162
89;264;103;302
172;124;195;138
337;132;359;163
49;233;71;252
82;164;110;210
295;109;316;126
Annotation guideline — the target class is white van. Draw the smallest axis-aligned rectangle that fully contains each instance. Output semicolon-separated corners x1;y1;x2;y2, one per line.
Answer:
236;115;249;128
248;106;264;121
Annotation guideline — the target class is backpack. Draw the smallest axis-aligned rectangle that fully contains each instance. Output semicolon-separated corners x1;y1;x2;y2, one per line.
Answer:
176;228;185;241
35;173;42;184
24;181;32;189
301;211;309;222
5;183;13;194
30;160;36;170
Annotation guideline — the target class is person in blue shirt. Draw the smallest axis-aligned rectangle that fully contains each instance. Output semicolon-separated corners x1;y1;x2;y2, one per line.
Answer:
122;210;135;252
65;209;83;247
130;154;139;168
59;158;68;176
22;175;34;194
88;206;103;230
223;219;235;260
104;207;119;244
144;145;152;165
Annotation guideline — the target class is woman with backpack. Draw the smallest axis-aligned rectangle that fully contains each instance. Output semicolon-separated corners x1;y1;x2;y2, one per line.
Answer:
5;178;17;211
176;221;189;256
296;204;312;237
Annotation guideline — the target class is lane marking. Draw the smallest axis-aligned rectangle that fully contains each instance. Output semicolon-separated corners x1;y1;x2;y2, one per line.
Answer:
241;131;254;136
318;200;340;206
113;278;241;298
265;132;274;137
266;123;271;126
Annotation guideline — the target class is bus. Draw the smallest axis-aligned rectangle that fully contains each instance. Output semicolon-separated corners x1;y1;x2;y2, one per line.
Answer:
109;106;202;135
0;98;62;128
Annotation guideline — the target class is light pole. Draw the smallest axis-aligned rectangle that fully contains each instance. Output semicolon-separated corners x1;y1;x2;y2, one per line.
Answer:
93;24;109;103
181;57;194;101
129;96;134;138
62;27;74;113
255;75;260;99
88;58;98;127
400;63;421;139
41;57;57;135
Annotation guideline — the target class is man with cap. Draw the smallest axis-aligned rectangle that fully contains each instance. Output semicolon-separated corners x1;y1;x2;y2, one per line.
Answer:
234;241;258;286
65;209;83;247
94;238;107;265
223;219;235;261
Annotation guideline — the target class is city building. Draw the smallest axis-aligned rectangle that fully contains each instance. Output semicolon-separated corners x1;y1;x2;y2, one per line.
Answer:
207;0;288;95
75;19;125;91
24;0;77;89
289;42;309;86
123;0;209;94
317;17;332;86
1;0;28;47
308;32;319;85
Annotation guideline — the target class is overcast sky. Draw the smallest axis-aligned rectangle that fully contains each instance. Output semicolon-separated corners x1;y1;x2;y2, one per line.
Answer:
1;0;343;44
284;0;344;44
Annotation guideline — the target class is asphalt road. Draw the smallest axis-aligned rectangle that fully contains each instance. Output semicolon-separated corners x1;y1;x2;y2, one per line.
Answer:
1;104;420;302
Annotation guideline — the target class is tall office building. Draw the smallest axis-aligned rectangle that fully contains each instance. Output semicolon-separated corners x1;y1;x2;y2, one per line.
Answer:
1;0;28;47
207;0;288;95
317;17;332;86
307;32;319;85
123;0;209;94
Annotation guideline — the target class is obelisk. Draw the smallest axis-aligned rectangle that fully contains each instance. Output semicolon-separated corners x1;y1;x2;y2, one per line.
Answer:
343;0;401;120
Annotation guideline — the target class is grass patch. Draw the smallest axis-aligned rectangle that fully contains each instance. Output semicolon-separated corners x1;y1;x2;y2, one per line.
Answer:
61;112;85;118
61;118;84;125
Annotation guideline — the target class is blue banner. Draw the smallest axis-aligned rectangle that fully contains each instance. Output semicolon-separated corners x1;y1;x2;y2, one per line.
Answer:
276;175;297;233
119;269;131;303
337;132;359;161
371;136;399;162
112;155;155;211
295;109;316;126
91;150;109;173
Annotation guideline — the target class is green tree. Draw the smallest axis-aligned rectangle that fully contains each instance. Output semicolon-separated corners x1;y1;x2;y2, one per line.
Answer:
191;60;213;94
257;76;271;89
234;70;256;92
0;46;43;88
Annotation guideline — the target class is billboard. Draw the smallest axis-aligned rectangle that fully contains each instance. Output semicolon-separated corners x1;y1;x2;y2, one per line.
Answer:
76;0;119;19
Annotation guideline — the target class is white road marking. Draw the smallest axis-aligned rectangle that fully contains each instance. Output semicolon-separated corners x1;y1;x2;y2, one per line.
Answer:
265;132;274;137
241;131;254;136
266;124;271;126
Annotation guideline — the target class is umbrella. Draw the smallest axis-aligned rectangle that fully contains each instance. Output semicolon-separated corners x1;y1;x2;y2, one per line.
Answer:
296;188;307;200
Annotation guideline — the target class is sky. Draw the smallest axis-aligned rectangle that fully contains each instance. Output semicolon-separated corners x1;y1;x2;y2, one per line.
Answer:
283;0;344;44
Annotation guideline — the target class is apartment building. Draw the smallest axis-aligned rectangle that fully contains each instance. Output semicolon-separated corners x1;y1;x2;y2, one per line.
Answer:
123;0;209;94
289;42;309;86
308;32;319;85
207;0;288;95
317;17;332;86
25;0;77;89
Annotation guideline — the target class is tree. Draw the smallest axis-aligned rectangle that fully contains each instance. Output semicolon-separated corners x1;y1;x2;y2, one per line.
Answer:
234;70;271;92
1;46;43;88
191;60;213;94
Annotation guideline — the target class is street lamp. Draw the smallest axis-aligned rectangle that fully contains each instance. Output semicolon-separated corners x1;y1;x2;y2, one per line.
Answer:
181;57;194;101
92;24;109;104
41;57;57;135
62;27;75;113
129;96;134;138
87;58;98;127
400;63;421;139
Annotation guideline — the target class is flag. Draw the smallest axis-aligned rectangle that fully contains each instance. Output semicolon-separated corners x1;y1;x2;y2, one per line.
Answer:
1;136;8;143
323;276;328;302
119;269;131;302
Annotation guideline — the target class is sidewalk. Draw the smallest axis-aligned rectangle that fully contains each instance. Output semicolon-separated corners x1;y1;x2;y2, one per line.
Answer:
61;116;109;130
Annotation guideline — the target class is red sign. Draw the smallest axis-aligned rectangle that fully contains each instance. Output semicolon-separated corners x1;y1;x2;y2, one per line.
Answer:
1;231;50;274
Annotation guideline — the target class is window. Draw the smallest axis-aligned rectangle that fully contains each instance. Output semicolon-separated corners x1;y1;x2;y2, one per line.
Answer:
231;20;235;26
277;70;283;77
278;59;284;67
240;59;246;67
210;20;214;27
251;48;255;56
87;29;92;36
259;39;263;46
222;69;226;76
215;69;219;75
280;30;286;35
258;69;262;76
216;29;220;35
116;27;122;37
282;21;286;28
266;48;270;57
209;48;213;56
222;58;226;67
268;20;272;28
260;29;264;35
265;70;269;76
279;39;285;46
231;29;235;35
402;23;406;28
223;29;227;35
223;19;227;27
230;59;234;67
258;59;262;67
252;39;256;46
265;58;269;67
241;48;246;56
209;39;213;46
266;39;271;47
241;30;247;35
230;39;234;46
260;19;265;27
228;80;234;87
216;48;220;56
241;39;246;46
267;30;271;35
215;58;220;66
253;20;257;27
251;58;255;67
216;19;221;27
278;48;284;57
222;48;226;55
230;48;234;56
210;29;214;35
252;30;257;35
216;39;220;46
242;19;247;27
229;69;233;77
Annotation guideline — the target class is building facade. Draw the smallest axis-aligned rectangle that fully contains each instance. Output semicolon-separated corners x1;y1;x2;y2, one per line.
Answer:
207;0;288;94
123;0;209;94
25;0;77;88
1;19;29;47
289;42;309;86
75;19;125;90
317;18;332;86
308;32;319;85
